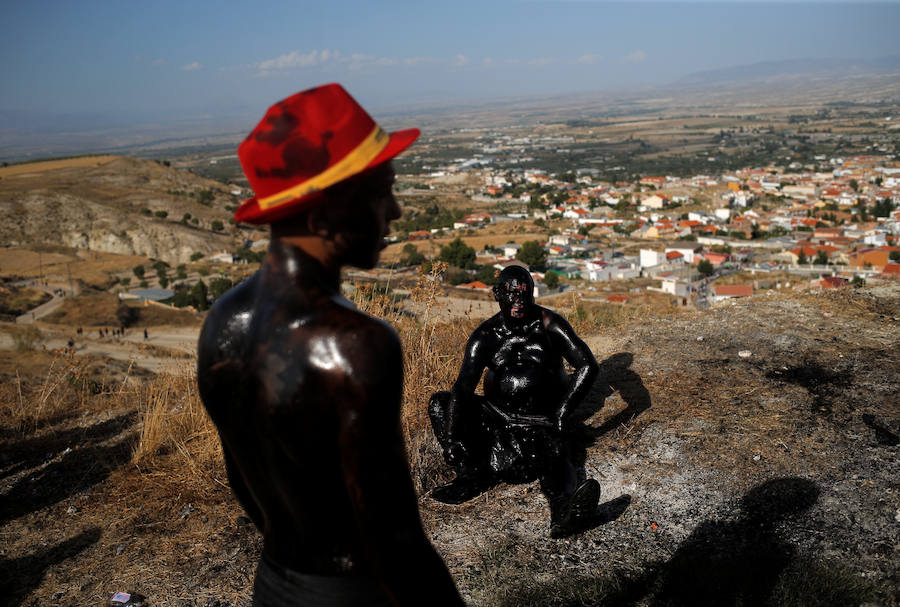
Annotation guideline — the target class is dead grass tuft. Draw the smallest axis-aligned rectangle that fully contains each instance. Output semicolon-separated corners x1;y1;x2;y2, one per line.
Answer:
0;351;119;434
352;262;474;492
131;363;220;475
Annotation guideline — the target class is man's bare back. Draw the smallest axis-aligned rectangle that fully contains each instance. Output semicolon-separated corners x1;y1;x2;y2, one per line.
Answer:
197;84;462;606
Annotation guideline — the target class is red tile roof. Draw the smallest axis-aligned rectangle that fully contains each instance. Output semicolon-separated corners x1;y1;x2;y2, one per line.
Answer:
714;284;754;297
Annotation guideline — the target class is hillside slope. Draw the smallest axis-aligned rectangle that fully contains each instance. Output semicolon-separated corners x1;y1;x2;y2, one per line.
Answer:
0;157;239;264
0;284;897;605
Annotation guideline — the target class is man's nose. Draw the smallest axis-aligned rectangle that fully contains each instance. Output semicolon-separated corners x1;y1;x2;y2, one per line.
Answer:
386;194;401;221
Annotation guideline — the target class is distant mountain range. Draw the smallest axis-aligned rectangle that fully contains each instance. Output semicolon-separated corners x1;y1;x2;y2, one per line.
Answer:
2;55;898;163
676;55;900;87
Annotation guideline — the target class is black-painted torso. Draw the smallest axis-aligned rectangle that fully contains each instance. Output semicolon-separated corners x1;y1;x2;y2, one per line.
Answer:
198;240;462;604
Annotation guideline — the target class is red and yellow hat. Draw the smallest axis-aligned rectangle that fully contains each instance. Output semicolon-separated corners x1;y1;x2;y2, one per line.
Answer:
234;83;419;225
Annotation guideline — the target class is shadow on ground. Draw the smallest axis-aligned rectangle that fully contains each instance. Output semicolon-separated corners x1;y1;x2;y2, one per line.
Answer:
473;477;878;606
0;527;101;606
576;352;651;438
0;431;137;526
0;411;137;482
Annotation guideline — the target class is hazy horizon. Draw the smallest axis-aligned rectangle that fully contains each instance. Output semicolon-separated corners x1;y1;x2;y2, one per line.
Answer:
3;1;899;160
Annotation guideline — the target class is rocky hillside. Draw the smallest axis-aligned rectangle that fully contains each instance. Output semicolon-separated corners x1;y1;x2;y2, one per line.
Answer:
0;157;243;264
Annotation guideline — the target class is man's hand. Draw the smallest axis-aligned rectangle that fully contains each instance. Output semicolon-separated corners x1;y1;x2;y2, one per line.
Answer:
445;441;469;467
554;411;573;434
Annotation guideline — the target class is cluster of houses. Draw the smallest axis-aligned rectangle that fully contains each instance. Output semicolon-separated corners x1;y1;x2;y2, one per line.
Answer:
416;155;900;302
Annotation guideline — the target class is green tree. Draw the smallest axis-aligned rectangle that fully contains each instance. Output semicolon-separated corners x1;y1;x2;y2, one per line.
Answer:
182;213;192;223
191;280;208;310
544;271;560;289
116;303;139;328
516;240;547;270
698;259;714;276
851;275;865;288
210;220;225;232
446;268;470;285
190;252;205;262
133;264;145;279
439;237;476;269
119;277;130;286
209;277;234;300
197;189;215;205
154;210;168;219
176;264;188;279
475;265;498;285
400;243;425;266
814;250;829;266
849;179;859;192
797;250;808;265
889;251;900;262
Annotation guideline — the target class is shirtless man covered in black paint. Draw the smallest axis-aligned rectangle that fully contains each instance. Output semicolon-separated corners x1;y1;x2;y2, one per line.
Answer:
429;265;601;537
197;84;463;606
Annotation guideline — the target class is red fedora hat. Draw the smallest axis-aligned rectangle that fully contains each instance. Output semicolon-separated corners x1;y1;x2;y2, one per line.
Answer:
234;83;419;225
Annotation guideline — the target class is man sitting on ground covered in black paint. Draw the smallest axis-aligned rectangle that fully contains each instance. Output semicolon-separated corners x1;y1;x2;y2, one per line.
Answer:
428;265;601;537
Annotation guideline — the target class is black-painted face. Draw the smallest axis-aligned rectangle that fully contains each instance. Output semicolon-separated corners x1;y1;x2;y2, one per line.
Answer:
329;163;401;269
495;276;534;320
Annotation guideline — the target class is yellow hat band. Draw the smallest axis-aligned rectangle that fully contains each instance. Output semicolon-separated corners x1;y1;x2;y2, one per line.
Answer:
257;126;389;210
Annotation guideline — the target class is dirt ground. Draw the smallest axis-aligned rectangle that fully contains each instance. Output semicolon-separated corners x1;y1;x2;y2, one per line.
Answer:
0;283;897;606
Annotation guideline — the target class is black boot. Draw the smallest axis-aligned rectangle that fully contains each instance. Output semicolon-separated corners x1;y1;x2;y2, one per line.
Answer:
430;475;492;505
550;479;601;538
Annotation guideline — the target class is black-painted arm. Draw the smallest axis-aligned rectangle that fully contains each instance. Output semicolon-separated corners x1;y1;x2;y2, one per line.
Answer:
546;312;599;431
338;325;463;606
445;328;489;459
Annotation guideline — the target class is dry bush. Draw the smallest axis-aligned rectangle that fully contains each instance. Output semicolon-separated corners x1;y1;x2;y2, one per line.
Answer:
0;351;111;434
352;263;475;493
131;363;220;474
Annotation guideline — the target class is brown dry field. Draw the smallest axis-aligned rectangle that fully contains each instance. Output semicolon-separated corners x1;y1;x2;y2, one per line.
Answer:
0;247;149;289
0;156;118;179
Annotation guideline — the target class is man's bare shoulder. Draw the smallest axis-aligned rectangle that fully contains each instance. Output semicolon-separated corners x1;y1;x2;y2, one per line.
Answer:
199;273;260;357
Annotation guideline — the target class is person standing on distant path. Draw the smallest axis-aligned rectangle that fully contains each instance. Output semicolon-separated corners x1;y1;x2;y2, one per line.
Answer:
197;84;463;607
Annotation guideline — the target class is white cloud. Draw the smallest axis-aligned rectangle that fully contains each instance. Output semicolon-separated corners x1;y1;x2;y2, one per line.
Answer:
252;49;401;75
529;58;555;67
404;56;429;66
182;62;202;72
257;49;331;71
624;50;647;63
483;57;496;68
452;54;469;67
152;58;167;67
578;54;600;65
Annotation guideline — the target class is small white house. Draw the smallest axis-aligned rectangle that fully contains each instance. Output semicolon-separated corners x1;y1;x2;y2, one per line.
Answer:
640;249;665;269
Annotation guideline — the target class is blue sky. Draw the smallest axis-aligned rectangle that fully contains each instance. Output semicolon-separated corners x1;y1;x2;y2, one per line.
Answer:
2;1;899;126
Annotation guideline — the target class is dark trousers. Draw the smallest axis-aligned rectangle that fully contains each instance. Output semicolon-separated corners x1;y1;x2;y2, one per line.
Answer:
253;555;393;607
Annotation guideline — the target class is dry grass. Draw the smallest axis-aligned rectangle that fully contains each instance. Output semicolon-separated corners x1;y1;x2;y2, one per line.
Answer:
43;292;201;328
131;363;219;475
0;155;117;179
0;350;124;435
0;285;51;316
